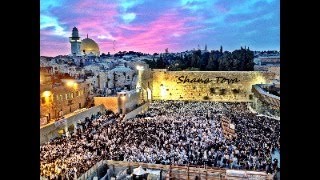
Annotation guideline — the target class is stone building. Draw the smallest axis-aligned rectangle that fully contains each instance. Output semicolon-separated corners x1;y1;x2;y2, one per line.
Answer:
69;27;100;57
107;64;136;92
40;70;89;125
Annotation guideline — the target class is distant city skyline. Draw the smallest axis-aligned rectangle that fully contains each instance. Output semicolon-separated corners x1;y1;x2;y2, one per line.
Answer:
41;0;280;57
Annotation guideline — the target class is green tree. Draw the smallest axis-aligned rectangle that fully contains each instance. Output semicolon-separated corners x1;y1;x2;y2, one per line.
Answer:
190;50;201;68
156;54;165;68
243;49;254;70
200;52;210;70
231;47;254;70
218;52;232;70
206;51;219;71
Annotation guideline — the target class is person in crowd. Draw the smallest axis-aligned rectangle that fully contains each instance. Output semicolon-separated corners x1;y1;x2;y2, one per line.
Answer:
40;101;280;179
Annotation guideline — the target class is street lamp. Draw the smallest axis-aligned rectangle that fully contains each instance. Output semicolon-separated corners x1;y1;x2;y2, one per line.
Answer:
43;91;51;97
136;65;144;92
136;65;144;71
66;80;78;89
42;91;52;123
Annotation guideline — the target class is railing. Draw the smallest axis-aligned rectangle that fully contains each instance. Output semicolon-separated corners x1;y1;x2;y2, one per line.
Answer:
40;160;273;180
252;84;280;107
77;160;106;180
105;161;273;180
123;102;150;120
106;160;171;171
166;164;226;180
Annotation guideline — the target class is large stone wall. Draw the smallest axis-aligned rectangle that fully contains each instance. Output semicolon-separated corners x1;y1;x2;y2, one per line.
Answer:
151;71;275;102
40;104;106;145
94;91;141;114
94;97;119;113
40;81;89;121
118;91;141;114
123;103;150;120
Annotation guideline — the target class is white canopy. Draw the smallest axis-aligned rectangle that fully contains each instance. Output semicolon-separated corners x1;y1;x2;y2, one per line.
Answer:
133;166;147;175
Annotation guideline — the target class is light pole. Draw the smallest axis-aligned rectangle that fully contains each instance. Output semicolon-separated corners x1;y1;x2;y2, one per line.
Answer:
136;65;144;103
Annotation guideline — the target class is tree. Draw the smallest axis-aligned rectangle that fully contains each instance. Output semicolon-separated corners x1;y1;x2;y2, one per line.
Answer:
243;49;254;70
218;52;232;70
206;51;219;71
232;49;244;70
190;50;201;68
200;52;210;70
156;55;165;68
220;46;223;54
231;48;254;71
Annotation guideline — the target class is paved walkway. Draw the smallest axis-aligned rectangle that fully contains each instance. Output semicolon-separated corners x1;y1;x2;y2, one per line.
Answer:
40;108;88;129
247;104;280;121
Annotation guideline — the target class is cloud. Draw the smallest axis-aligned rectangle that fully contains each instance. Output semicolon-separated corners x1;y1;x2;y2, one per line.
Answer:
118;0;144;24
40;0;63;12
122;13;136;23
172;33;181;37
40;0;280;56
119;0;144;11
110;11;202;53
97;33;116;40
40;15;68;37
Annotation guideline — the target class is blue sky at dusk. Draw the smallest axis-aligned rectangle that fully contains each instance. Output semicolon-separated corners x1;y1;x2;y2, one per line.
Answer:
40;0;279;56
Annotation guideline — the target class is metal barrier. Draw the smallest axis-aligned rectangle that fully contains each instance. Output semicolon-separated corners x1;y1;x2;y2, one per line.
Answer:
40;160;273;180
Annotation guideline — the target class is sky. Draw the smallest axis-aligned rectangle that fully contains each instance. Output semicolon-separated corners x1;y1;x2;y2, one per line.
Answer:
40;0;280;56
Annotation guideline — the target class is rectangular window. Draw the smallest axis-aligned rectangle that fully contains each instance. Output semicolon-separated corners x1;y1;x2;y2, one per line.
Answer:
71;92;74;99
60;95;63;101
65;94;68;100
41;97;45;104
56;95;59;101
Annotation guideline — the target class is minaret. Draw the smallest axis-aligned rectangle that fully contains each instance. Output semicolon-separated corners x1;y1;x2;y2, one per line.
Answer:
69;27;81;56
205;44;207;51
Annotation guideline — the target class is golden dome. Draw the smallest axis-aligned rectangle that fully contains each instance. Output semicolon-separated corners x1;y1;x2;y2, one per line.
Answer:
80;37;100;56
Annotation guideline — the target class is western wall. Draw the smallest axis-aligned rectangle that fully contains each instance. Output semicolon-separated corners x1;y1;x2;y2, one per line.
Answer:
151;70;275;102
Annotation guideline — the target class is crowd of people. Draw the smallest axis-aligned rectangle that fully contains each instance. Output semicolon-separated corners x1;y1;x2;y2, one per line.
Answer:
40;111;121;179
40;101;280;179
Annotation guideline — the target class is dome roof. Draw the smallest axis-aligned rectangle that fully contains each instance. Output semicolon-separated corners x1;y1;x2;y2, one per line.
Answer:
81;37;100;56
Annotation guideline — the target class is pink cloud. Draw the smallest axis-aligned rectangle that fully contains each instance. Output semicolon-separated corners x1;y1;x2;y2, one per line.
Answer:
40;40;69;56
63;10;202;54
105;11;202;53
41;7;203;55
